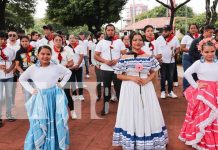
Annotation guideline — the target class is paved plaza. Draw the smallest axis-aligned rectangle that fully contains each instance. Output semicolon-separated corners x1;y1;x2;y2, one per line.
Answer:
0;66;194;150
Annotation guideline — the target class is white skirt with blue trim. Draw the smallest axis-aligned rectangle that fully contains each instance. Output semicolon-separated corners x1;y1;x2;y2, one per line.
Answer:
112;81;168;150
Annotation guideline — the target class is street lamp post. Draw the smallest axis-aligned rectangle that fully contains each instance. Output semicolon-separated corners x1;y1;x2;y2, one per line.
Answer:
185;4;188;33
166;0;169;24
132;0;136;31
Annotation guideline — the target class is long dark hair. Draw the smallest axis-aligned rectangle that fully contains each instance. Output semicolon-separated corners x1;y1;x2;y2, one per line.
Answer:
126;31;144;58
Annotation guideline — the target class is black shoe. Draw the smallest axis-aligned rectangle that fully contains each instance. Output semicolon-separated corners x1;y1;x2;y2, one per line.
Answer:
0;119;3;128
6;114;16;122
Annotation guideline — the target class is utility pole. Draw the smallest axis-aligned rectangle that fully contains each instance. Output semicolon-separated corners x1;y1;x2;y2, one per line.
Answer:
166;0;169;24
132;0;136;31
185;4;188;33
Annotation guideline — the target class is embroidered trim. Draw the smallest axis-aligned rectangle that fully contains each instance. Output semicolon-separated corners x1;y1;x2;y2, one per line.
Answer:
113;127;168;149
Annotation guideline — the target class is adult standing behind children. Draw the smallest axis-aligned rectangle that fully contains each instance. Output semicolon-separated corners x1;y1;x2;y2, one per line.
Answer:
0;32;16;127
15;36;37;102
180;24;199;91
64;34;85;118
156;25;180;99
38;24;54;47
94;24;126;115
79;32;90;79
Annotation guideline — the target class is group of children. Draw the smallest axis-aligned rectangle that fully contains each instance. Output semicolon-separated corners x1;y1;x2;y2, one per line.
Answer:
0;22;217;150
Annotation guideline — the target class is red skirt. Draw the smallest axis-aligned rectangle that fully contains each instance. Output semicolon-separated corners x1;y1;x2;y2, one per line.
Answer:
179;80;218;150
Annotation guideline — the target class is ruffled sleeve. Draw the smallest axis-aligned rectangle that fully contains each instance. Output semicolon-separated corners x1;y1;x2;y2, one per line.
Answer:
151;57;160;71
114;59;127;74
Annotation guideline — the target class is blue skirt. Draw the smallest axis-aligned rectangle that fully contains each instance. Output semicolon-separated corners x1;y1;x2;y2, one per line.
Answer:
24;86;69;150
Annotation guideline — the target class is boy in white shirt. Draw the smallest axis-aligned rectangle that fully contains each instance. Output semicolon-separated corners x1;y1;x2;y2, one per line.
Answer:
37;24;54;47
0;32;16;127
79;32;90;78
156;25;180;99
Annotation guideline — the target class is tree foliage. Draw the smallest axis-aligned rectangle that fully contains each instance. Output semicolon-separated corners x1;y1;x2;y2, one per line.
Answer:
175;13;218;35
0;0;36;31
136;5;194;21
47;0;128;35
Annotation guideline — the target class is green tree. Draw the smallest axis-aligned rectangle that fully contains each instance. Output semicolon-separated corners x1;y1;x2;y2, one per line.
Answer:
47;0;128;35
136;5;194;21
175;13;218;35
136;5;166;21
0;0;36;31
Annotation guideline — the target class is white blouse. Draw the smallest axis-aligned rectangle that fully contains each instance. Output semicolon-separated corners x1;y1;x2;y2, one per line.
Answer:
142;40;161;56
19;62;71;94
64;45;84;68
184;60;218;88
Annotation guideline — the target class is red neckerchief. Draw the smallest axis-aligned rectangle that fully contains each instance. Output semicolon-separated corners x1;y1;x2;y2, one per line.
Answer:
194;33;199;39
53;46;62;63
2;42;7;49
45;33;54;42
146;37;155;51
69;43;78;53
111;36;117;44
137;50;145;55
0;48;7;61
125;44;130;49
165;34;174;44
26;45;33;63
72;43;78;49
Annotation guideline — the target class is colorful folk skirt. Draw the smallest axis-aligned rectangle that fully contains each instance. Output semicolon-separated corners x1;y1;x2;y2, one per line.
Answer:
24;86;69;150
179;80;218;150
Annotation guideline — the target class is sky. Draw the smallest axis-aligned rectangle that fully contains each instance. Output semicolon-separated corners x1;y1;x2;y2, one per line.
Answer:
34;0;208;29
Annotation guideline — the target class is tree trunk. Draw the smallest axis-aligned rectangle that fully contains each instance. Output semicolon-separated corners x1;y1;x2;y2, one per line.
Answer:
0;0;7;31
94;25;101;34
170;9;175;26
88;24;96;35
205;0;211;25
156;0;191;27
210;0;218;26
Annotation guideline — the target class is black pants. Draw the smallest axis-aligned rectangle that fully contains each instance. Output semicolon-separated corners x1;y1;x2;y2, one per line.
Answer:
173;59;178;82
89;50;92;65
160;63;175;93
71;67;83;95
95;66;102;98
64;87;74;111
101;70;121;103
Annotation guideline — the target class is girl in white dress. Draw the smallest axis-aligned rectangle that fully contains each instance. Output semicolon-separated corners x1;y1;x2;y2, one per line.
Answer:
112;32;168;149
